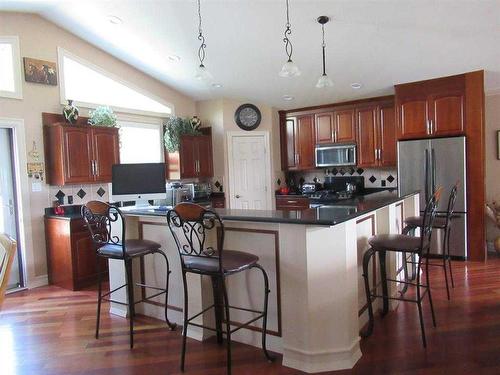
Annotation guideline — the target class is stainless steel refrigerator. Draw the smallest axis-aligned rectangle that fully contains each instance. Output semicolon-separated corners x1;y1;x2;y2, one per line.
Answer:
398;136;467;259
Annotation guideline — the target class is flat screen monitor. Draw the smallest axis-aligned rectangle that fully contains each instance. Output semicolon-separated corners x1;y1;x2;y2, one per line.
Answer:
111;163;166;202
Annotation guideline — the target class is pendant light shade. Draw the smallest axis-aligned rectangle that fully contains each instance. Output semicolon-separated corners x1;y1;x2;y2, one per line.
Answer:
195;0;213;83
316;74;333;88
279;0;300;77
316;16;333;89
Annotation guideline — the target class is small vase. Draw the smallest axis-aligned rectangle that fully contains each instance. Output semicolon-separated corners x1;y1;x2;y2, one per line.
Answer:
63;99;79;124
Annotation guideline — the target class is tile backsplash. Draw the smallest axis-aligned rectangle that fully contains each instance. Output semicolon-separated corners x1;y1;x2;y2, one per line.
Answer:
288;167;398;189
48;184;110;206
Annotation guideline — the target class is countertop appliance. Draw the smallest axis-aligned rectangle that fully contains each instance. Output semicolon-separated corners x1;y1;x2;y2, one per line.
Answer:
315;143;356;167
398;136;467;259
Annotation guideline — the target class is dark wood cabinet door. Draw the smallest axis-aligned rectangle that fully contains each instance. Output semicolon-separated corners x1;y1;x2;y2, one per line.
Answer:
72;231;97;286
296;115;315;169
356;106;378;167
334;108;356;143
379;105;397;166
63;127;93;183
179;136;197;178
92;128;120;183
397;97;429;139
315;112;334;144
284;117;297;170
196;136;213;178
430;92;465;136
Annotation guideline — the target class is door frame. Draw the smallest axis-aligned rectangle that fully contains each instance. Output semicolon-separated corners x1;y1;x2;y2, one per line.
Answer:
226;131;273;210
0;118;31;290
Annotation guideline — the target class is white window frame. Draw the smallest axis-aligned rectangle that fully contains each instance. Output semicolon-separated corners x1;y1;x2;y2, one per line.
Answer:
117;115;165;164
0;36;23;100
57;47;175;117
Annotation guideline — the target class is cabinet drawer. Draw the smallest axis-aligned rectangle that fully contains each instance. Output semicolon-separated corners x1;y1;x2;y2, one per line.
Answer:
276;196;310;210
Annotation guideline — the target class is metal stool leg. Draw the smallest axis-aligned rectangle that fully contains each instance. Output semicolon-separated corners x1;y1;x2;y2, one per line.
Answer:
425;256;437;327
254;264;275;362
360;247;376;338
446;228;455;288
211;275;224;345
125;258;135;349
221;278;232;375
415;259;427;348
95;255;102;339
157;251;177;330
378;250;389;316
180;271;189;372
401;251;410;295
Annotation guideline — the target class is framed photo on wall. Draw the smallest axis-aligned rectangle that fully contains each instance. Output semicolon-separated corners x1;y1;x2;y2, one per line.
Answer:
23;57;58;85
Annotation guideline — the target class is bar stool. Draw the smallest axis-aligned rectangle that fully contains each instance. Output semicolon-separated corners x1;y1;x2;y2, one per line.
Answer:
81;201;176;348
361;188;442;347
167;202;274;374
402;183;459;300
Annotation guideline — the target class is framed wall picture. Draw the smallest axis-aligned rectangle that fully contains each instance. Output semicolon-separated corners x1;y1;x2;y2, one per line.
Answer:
23;57;58;85
497;130;500;160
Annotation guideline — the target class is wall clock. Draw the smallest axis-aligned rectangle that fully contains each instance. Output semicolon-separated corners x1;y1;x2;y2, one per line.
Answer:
234;103;262;131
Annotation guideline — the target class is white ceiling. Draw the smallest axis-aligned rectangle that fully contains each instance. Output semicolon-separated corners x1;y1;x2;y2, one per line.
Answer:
2;0;500;109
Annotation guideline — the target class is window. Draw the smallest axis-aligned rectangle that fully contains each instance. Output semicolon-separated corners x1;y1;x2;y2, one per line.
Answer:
58;48;173;116
0;36;22;99
119;120;163;164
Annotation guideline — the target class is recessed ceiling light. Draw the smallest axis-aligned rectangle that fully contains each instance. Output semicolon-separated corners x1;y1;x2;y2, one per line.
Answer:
167;54;181;62
282;95;294;101
107;15;123;25
211;83;223;88
351;83;362;89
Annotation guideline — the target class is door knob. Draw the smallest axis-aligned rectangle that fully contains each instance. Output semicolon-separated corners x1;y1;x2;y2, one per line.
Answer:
235;195;241;198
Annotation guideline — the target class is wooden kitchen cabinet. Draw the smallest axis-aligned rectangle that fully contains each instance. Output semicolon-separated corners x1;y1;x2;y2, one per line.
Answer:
334;108;356;143
315;112;334;144
356;102;396;168
284;117;298;169
296;115;316;170
276;195;310;210
395;74;465;139
180;135;213;178
43;114;120;185
45;216;105;291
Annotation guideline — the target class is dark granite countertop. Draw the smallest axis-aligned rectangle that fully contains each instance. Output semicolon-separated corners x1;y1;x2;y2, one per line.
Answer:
122;190;418;226
44;205;83;220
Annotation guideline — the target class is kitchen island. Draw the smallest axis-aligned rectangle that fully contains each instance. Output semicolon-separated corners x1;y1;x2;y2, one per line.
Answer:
108;190;419;373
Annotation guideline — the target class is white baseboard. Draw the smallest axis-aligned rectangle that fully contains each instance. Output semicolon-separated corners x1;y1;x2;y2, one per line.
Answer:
28;274;48;289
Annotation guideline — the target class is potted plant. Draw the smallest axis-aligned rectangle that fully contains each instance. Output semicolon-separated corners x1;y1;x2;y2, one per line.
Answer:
88;106;117;127
164;116;202;152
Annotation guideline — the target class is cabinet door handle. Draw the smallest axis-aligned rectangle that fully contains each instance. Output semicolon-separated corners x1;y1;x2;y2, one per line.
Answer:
426;120;430;135
91;160;95;176
378;149;382;161
94;160;99;176
374;149;378;160
430;120;434;134
286;200;298;204
297;153;300;164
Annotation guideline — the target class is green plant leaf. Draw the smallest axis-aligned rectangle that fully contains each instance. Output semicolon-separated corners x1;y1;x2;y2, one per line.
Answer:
163;116;202;152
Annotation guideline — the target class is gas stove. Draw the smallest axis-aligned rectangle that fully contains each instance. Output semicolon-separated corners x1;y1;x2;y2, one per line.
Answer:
307;189;355;203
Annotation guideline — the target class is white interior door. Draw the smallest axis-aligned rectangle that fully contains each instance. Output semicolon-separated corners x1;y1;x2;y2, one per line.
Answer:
0;128;22;289
229;134;269;210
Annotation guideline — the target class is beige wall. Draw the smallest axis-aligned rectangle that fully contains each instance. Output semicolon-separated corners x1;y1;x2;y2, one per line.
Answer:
486;93;500;243
196;98;284;207
0;12;196;284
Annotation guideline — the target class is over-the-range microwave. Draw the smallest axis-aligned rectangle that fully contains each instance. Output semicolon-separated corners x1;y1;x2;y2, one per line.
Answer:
315;144;357;167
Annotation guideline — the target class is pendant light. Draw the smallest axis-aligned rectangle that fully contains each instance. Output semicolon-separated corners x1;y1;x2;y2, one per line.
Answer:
279;0;301;77
315;16;333;88
194;0;213;83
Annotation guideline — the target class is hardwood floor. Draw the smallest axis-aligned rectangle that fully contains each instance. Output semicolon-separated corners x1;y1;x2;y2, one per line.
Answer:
2;258;500;374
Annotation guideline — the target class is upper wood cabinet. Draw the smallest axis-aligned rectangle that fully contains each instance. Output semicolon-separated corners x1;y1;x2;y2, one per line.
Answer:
296;115;316;169
334;108;356;143
284;117;298;169
167;133;213;179
44;120;120;186
356;103;397;168
396;75;465;139
315;108;356;144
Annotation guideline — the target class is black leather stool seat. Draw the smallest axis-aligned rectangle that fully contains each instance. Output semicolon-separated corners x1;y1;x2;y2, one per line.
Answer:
183;250;259;274
369;234;427;253
404;215;447;229
98;239;161;258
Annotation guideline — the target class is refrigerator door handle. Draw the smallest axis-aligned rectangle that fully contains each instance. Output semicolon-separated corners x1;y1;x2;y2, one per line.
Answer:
424;148;429;202
431;148;437;195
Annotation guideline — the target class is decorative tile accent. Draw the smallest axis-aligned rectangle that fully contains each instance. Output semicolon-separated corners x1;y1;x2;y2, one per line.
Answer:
332;168;338;176
387;175;395;183
356;168;364;175
339;168;346;176
349;168;355;175
215;180;221;189
55;190;65;200
299;177;305;185
96;187;106;197
77;189;86;199
313;177;318;183
369;176;377;183
276;179;281;186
